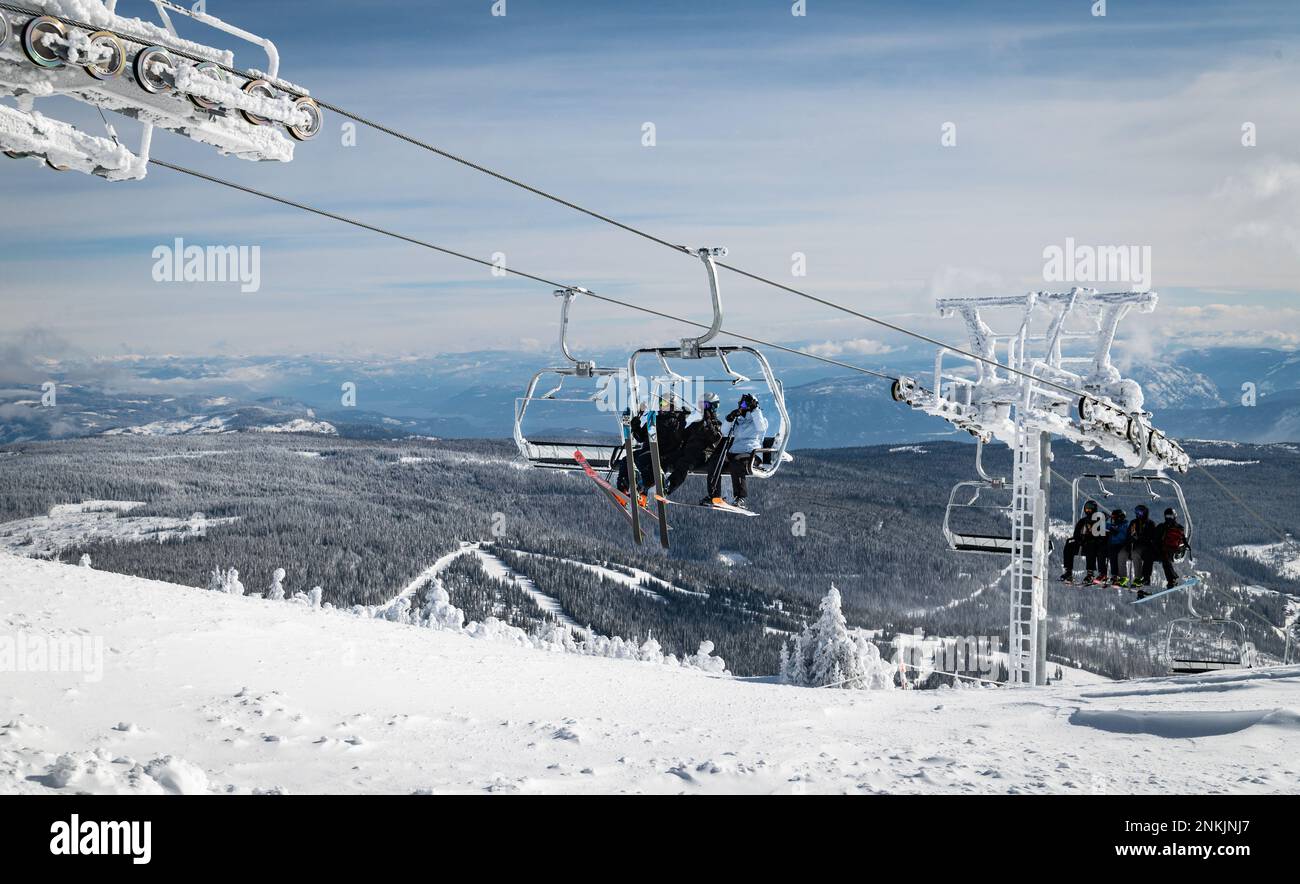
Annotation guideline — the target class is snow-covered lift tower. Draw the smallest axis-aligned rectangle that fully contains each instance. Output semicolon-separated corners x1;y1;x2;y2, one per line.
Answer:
891;287;1190;685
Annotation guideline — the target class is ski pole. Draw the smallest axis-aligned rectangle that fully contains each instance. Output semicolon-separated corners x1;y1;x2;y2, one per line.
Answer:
707;425;737;498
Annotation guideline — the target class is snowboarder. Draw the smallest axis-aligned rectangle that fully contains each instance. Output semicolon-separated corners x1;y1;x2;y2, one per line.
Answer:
706;393;769;509
663;392;724;503
1060;499;1105;584
1122;503;1156;587
1142;507;1189;592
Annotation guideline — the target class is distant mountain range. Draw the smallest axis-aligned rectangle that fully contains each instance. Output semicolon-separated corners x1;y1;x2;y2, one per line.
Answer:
2;346;1298;447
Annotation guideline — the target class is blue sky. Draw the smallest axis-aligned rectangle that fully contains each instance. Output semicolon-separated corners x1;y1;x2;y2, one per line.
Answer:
2;0;1298;363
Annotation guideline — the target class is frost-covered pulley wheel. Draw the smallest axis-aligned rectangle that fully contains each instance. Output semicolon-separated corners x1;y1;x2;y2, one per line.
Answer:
133;46;174;94
45;160;70;171
1125;416;1146;448
4;150;29;160
84;31;127;80
22;16;67;68
1077;396;1094;422
187;61;222;109
0;11;10;51
240;79;276;125
287;96;322;141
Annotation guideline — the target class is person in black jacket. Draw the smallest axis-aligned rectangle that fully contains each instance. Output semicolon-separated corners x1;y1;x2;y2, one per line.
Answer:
618;396;691;494
1124;504;1156;586
663;393;723;501
1060;499;1105;583
1142;507;1189;592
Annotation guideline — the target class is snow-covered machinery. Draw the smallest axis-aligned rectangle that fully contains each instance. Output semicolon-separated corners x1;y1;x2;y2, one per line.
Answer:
513;287;624;470
890;287;1191;686
0;0;321;180
624;247;792;480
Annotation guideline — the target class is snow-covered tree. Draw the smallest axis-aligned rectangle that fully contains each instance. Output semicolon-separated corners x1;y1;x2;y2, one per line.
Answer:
218;568;245;596
639;632;663;663
207;568;224;592
783;585;893;690
267;567;286;601
788;634;808;686
78;554;92;569
421;582;465;631
683;640;727;674
778;641;790;683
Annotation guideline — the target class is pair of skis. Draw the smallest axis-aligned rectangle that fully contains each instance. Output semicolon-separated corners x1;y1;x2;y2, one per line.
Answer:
573;412;670;548
574;411;759;548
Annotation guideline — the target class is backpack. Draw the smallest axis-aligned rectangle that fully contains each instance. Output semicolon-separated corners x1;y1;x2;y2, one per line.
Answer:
1162;524;1187;555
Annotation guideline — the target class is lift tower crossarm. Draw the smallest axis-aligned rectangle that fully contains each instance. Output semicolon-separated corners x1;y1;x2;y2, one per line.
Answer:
890;287;1186;685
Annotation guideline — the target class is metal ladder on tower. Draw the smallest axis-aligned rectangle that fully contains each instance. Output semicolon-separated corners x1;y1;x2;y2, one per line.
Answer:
1007;416;1052;685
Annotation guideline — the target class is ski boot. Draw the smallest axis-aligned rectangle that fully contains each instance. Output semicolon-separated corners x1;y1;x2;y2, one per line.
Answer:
732;497;748;510
1059;572;1076;585
1136;588;1149;600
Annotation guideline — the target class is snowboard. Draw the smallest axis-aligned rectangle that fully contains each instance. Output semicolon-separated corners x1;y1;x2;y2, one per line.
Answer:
1130;576;1201;605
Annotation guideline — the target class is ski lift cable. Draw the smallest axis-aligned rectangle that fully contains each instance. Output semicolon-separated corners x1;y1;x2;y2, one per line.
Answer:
1190;461;1295;551
147;159;898;385
0;0;1116;408
147;161;1292;563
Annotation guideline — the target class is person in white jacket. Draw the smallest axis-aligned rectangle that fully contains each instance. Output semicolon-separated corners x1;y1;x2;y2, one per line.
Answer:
707;393;769;508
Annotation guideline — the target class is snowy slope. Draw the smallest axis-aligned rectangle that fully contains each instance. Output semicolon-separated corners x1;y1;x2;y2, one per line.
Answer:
1;554;1298;795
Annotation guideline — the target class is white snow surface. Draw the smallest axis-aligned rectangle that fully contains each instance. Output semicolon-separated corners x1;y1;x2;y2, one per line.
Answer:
2;554;1299;795
0;501;239;559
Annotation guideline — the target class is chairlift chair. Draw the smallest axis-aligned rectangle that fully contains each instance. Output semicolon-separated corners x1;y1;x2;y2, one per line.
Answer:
624;247;792;479
1070;470;1192;549
513;288;623;471
1164;587;1252;674
943;438;1015;555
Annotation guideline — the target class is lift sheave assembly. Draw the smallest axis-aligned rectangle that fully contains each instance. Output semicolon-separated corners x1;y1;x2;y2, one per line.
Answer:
0;0;321;180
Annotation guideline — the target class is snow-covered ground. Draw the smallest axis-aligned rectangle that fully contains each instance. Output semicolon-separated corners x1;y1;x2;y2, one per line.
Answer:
1231;542;1300;582
716;550;751;567
2;554;1297;795
0;501;240;559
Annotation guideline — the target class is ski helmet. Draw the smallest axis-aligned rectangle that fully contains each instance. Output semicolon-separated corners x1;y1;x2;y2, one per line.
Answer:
1112;508;1127;521
1083;499;1099;514
1164;507;1178;521
1135;504;1149;518
700;392;720;411
738;393;759;411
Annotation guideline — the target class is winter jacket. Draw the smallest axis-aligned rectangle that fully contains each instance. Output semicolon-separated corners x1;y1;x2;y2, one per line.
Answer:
673;411;723;468
728;407;769;455
1127;516;1157;549
1073;511;1105;542
1155;520;1189;555
654;409;688;461
1106;517;1128;548
629;410;650;446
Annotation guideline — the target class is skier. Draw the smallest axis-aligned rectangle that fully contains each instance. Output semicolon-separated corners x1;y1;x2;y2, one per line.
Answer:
618;395;691;496
706;393;769;509
1103;508;1128;585
1060;499;1105;584
1140;507;1189;595
663;392;724;503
